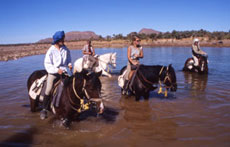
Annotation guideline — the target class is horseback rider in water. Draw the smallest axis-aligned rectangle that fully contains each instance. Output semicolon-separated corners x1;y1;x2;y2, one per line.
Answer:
123;36;143;94
192;38;208;67
40;31;72;120
82;40;97;70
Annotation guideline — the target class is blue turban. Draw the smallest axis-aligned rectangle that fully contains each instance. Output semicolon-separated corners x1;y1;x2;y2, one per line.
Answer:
52;31;65;45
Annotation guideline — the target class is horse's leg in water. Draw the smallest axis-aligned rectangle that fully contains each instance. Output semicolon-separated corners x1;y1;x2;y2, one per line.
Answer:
101;70;112;78
62;118;71;129
62;115;72;129
135;94;141;101
29;97;38;112
143;92;150;100
62;107;76;128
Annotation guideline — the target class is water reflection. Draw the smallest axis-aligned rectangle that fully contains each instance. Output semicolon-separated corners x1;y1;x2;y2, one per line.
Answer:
0;127;37;146
119;97;177;141
183;72;208;92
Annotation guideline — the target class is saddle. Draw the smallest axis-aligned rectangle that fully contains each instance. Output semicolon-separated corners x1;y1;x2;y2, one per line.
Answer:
118;65;139;93
118;69;127;88
29;75;47;100
29;74;69;107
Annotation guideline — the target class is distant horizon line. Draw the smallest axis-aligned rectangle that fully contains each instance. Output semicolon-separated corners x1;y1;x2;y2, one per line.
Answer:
1;28;229;45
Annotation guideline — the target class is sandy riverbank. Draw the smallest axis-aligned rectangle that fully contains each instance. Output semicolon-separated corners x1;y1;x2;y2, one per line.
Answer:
1;38;230;61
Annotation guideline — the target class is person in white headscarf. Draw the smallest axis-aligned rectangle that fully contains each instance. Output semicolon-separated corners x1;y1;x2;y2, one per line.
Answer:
192;38;207;66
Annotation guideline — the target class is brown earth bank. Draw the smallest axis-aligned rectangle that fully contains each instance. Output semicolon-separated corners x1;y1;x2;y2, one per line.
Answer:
1;38;230;61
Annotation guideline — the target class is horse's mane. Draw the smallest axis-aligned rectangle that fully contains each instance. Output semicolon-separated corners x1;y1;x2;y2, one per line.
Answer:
88;72;102;89
138;65;164;80
74;71;102;88
134;64;176;89
63;72;84;88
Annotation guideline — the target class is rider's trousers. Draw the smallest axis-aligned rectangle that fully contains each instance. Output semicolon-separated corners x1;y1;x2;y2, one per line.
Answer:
192;55;199;66
45;74;58;96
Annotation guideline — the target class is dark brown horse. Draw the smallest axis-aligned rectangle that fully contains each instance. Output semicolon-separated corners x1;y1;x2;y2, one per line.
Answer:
183;56;208;74
120;64;177;101
27;70;103;128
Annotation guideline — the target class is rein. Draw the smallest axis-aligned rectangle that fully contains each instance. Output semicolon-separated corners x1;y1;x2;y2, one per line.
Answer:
135;66;171;97
137;66;169;86
135;66;172;97
137;70;155;86
69;76;102;113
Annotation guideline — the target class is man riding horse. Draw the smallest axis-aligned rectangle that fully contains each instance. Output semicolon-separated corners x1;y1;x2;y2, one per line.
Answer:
123;36;143;94
192;38;208;67
40;31;72;120
82;40;97;70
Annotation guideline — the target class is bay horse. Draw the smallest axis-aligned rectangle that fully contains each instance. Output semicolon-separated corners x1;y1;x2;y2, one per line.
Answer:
183;56;208;74
74;53;117;78
119;64;177;101
27;70;103;128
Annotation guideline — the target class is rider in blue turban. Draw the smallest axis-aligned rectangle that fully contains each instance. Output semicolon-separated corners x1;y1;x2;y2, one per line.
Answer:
40;30;72;120
52;31;65;45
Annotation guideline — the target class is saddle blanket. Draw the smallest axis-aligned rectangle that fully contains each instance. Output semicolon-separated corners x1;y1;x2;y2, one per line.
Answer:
29;75;47;100
118;69;127;88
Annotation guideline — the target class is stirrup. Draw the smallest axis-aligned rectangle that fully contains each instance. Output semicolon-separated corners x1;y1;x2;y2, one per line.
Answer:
40;109;48;120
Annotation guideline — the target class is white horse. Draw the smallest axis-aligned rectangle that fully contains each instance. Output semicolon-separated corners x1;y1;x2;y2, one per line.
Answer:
74;53;117;77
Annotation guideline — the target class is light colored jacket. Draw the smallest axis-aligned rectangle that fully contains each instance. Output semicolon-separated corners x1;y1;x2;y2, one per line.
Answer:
82;44;93;53
192;44;207;56
44;45;72;74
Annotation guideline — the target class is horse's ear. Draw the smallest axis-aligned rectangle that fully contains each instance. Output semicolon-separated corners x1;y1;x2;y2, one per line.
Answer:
81;69;90;79
168;64;172;70
113;52;117;56
95;71;102;77
81;69;88;75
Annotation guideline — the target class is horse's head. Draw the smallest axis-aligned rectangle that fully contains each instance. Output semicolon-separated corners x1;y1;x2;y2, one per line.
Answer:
81;70;102;98
110;52;117;68
99;53;117;68
81;70;104;114
199;56;208;74
161;64;177;92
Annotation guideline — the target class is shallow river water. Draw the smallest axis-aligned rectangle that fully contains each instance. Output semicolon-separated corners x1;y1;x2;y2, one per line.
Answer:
0;47;230;146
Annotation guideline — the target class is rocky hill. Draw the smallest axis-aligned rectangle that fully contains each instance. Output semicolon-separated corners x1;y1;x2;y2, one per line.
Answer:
38;31;100;43
139;28;160;35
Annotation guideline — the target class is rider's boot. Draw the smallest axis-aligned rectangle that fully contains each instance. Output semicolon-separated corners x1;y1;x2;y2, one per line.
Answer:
123;80;130;95
40;95;49;120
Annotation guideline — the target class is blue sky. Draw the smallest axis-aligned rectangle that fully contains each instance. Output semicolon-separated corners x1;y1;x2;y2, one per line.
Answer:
0;0;229;44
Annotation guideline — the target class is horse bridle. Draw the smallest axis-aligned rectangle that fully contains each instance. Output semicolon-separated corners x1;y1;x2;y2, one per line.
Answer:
96;54;116;73
159;66;173;89
70;76;102;113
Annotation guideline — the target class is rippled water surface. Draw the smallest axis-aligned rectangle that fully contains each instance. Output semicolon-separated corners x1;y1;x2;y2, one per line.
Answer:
0;47;230;146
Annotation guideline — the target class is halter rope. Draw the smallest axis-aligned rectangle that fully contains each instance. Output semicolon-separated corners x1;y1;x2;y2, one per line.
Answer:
70;76;103;113
157;66;174;97
71;76;90;113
